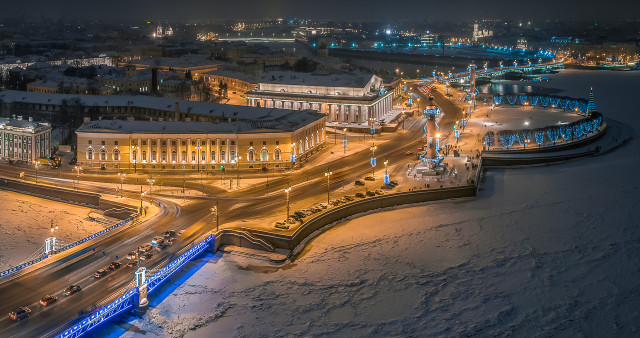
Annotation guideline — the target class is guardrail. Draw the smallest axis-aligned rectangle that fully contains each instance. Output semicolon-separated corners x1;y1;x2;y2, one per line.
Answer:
0;217;134;279
56;234;215;338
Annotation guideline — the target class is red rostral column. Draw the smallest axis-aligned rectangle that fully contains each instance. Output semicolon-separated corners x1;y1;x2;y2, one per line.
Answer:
425;97;437;158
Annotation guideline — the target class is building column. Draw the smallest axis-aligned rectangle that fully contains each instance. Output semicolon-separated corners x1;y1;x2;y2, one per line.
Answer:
137;137;142;164
187;138;192;163
177;138;182;163
147;138;151;162
206;138;211;163
216;138;221;162
156;138;161;163
226;138;230;162
166;138;171;163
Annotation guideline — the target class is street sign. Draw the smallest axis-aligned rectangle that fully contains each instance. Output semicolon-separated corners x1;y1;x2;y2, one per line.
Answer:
290;154;296;162
342;139;347;147
461;118;467;126
403;86;407;91
408;98;412;105
370;158;376;167
383;174;390;185
455;130;460;138
370;128;375;135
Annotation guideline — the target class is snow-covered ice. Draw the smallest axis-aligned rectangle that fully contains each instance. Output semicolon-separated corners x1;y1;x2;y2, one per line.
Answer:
0;190;106;271
105;69;639;337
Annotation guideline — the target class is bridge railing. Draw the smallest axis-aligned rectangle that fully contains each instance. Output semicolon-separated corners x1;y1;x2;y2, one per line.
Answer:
55;233;215;338
0;217;134;279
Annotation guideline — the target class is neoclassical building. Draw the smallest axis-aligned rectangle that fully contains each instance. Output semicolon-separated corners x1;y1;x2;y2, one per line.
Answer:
0;116;51;163
246;71;393;125
75;109;326;171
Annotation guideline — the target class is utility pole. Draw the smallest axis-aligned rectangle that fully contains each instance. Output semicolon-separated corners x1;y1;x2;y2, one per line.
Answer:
285;186;291;221
325;167;332;204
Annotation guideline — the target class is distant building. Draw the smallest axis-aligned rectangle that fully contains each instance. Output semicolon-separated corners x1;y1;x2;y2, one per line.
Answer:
126;55;219;80
202;69;259;95
246;71;393;125
420;33;439;48
0;116;51;163
517;38;528;50
75;107;326;171
472;23;493;42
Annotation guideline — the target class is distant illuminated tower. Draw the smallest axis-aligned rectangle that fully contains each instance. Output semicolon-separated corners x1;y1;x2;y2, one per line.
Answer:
156;24;163;38
165;25;174;36
587;87;597;113
468;62;477;110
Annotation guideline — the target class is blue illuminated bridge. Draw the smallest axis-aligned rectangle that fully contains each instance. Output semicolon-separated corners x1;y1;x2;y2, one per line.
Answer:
436;59;565;84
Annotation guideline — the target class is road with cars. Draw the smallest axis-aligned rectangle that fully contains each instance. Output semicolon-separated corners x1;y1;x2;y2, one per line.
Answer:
0;87;451;337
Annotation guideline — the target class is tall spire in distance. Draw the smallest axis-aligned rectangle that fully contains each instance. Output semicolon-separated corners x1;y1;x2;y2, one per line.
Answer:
587;87;597;112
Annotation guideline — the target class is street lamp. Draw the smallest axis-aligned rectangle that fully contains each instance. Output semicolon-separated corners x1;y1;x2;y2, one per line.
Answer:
343;128;347;154
147;177;155;193
119;172;126;198
33;161;39;184
384;159;389;185
195;145;202;173
140;191;146;215
284;186;291;221
74;165;82;190
211;202;219;232
236;156;241;188
324;168;332;204
370;145;377;176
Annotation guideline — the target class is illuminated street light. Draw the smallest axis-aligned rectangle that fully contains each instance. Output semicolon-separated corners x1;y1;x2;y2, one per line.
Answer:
74;165;82;191
211;202;219;232
147;177;155;193
343;128;347;154
284;186;291;222
33;160;39;184
325;168;332;204
119;172;126;198
370;145;377;176
236;156;241;188
132;145;139;173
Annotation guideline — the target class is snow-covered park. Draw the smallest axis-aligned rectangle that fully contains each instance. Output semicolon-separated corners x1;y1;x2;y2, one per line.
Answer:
0;190;105;271
100;69;640;337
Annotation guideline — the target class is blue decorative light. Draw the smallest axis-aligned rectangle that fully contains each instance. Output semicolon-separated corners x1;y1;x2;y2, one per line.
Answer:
534;130;545;145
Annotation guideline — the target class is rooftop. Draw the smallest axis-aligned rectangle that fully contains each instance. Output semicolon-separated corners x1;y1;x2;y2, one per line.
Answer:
130;55;219;69
260;70;374;88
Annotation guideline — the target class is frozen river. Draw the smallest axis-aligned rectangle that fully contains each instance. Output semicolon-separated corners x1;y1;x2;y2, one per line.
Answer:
104;69;640;337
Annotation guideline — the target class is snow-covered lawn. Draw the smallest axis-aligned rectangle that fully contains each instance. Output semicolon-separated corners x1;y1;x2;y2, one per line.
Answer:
105;69;640;337
0;190;106;271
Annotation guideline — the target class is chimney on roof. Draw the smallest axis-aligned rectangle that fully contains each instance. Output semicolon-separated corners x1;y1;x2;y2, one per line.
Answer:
28;116;33;122
12;114;15;119
83;117;90;125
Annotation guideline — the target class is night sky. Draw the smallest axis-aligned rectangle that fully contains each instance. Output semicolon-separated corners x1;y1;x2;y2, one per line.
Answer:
1;0;639;21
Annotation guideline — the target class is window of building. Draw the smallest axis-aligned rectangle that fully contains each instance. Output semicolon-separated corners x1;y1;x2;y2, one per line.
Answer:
261;149;268;161
247;149;254;162
191;151;196;162
114;141;119;146
172;141;176;146
210;151;216;162
171;151;177;162
113;149;120;161
88;140;92;145
162;151;167;162
132;151;137;162
181;141;186;146
249;141;253;146
100;148;107;161
102;140;106;145
262;141;266;146
181;151;186;162
221;141;226;146
152;151;157;162
221;150;226;161
276;141;279;145
142;140;147;146
201;151;206;162
274;149;281;161
142;150;147;161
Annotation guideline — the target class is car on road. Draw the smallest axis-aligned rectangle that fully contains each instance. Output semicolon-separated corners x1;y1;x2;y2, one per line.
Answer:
355;192;366;198
285;217;297;224
274;222;289;229
163;230;177;238
9;307;31;321
381;184;393;190
151;236;165;246
339;197;348;203
344;196;354;202
375;190;384;195
140;252;153;261
364;176;376;181
389;180;398;186
138;243;153;252
94;269;108;279
40;295;57;306
355;180;365;186
64;285;81;296
127;251;137;260
293;211;306;218
366;190;376;197
167;238;177;245
315;203;327;209
126;262;136;268
405;151;413;155
109;262;121;270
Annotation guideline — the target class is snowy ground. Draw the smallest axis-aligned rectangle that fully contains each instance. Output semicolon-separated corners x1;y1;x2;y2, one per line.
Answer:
0;190;107;271
102;69;640;337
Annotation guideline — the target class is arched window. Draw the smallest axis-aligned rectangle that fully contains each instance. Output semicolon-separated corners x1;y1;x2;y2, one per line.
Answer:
191;151;196;162
305;137;309;151
220;150;226;162
274;149;281;161
210;151;216;162
299;140;303;152
141;150;147;162
162;151;167;162
181;151;186;162
171;151;177;162
113;149;120;161
261;149;268;161
87;148;94;160
100;148;107;161
152;151;157;162
201;151;206;162
247;149;255;161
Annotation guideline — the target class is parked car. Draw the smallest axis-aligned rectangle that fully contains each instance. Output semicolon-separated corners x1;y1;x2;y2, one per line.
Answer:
404;151;413;155
167;238;176;245
9;307;31;321
355;192;366;198
315;203;327;209
344;196;354;202
293;211;306;218
355;180;365;186
151;236;165;246
381;184;394;190
40;295;57;306
138;243;153;252
64;285;81;296
109;262;121;270
375;190;384;195
127;251;137;260
364;176;376;181
389;181;399;186
126;262;136;268
339;197;348;203
286;217;297;224
94;269;108;279
366;190;376;196
140;252;153;261
163;230;177;238
274;222;289;229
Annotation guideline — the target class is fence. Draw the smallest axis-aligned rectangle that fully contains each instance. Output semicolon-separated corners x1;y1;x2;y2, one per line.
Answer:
0;218;133;279
56;234;215;338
